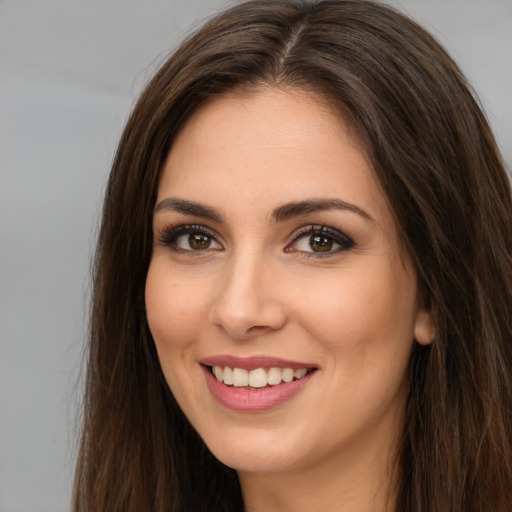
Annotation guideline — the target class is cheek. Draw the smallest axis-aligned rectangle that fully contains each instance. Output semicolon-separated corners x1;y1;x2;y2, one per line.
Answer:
145;260;213;411
297;266;416;430
145;260;209;353
291;261;417;360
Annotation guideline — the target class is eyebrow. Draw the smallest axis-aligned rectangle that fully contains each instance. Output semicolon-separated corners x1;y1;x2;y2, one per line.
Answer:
270;198;374;224
154;197;374;224
154;197;224;222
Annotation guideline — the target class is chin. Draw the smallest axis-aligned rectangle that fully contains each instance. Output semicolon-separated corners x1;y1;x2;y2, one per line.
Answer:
197;422;311;474
211;445;299;474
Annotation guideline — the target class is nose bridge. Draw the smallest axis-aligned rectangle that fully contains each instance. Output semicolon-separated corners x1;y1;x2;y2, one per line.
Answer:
209;246;286;339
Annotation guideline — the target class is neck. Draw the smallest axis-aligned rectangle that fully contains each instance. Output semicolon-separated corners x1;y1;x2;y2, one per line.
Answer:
238;421;401;512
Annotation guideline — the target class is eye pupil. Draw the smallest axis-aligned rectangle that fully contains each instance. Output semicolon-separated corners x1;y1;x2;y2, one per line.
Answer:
310;235;333;252
189;233;211;250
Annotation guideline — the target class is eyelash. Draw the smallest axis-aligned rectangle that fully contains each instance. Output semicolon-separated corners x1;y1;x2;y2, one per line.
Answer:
287;225;354;257
158;224;219;254
158;223;354;256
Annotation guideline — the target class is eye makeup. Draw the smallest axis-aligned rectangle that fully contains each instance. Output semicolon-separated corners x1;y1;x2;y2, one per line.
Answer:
286;224;355;256
157;223;222;254
156;221;355;258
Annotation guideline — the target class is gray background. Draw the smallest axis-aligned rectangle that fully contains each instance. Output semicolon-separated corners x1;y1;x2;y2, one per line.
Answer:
1;1;510;511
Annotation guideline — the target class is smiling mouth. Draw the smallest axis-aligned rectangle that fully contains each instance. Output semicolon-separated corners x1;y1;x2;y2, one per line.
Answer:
208;365;316;390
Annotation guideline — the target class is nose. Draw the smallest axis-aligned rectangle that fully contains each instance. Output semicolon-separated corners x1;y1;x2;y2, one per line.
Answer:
208;253;287;340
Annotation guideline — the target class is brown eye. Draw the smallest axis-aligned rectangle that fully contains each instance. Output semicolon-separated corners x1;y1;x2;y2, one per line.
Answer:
309;235;333;252
188;233;211;250
287;225;354;256
161;225;222;252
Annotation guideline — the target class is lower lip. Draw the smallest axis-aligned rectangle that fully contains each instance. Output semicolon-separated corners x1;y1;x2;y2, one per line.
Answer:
202;365;315;412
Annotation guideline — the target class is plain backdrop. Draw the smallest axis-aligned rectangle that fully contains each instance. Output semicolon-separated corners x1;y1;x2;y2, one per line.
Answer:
1;1;510;511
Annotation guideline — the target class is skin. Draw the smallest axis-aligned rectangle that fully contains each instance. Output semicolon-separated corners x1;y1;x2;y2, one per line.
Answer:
145;86;433;512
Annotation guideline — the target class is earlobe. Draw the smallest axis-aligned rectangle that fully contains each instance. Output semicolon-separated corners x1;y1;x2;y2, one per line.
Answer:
414;308;434;345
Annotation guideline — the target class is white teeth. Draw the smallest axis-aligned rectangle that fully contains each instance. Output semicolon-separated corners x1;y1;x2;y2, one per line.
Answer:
223;366;233;385
232;368;249;387
294;368;307;379
267;367;282;385
249;368;267;388
282;368;294;383
213;365;223;382
211;365;311;388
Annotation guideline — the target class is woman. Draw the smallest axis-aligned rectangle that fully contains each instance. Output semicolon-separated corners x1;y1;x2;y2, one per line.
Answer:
73;1;512;511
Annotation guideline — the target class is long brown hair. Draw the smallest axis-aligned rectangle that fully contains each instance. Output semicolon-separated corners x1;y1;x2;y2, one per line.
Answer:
73;1;512;510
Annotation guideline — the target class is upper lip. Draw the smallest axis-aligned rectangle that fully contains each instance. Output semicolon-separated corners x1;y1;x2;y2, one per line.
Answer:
200;355;317;370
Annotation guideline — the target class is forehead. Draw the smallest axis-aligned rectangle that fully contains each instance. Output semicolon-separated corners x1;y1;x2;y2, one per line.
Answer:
157;87;390;229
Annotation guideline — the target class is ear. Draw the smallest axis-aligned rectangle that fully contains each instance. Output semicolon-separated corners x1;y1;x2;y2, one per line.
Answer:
414;307;434;345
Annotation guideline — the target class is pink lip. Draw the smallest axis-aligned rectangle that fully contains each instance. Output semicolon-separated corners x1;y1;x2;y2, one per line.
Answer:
200;355;316;371
200;357;317;413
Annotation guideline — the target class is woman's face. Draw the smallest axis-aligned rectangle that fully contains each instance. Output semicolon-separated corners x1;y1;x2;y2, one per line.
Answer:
145;87;432;476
